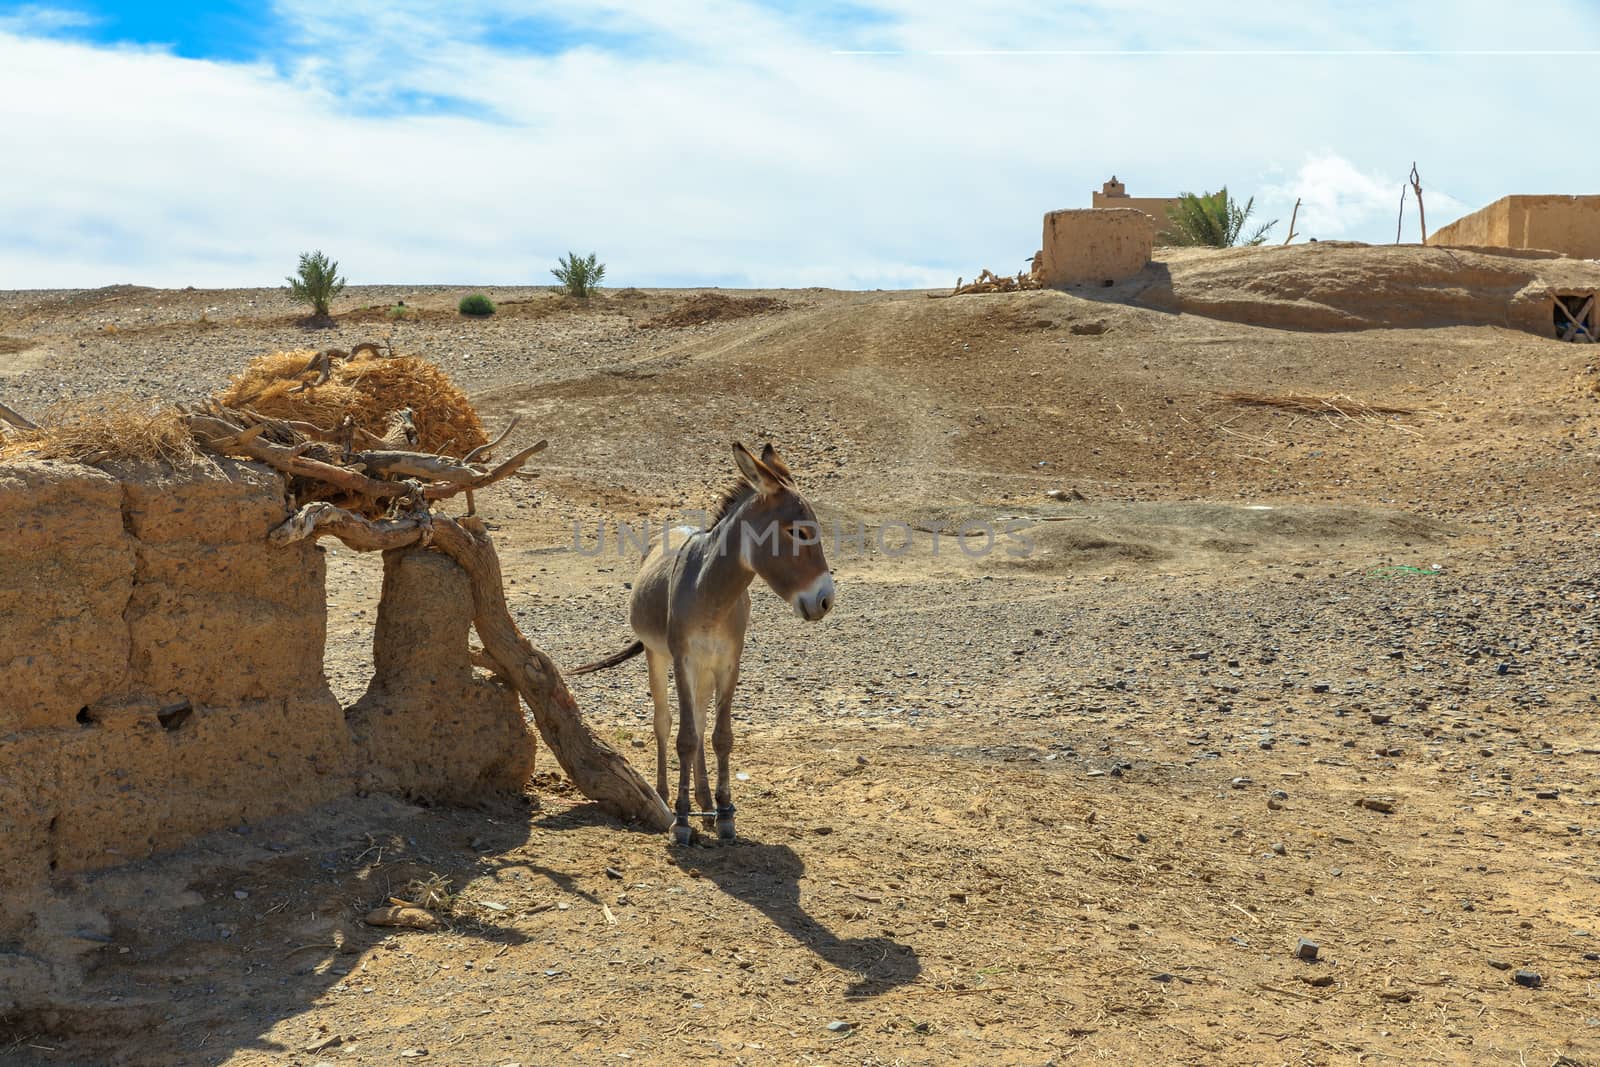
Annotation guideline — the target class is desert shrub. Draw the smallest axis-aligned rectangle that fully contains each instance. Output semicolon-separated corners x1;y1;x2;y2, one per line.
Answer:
1160;190;1276;247
285;250;346;318
552;252;605;298
458;294;495;317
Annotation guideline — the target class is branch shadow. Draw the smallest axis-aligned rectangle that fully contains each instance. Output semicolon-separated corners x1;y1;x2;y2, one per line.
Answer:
668;836;921;998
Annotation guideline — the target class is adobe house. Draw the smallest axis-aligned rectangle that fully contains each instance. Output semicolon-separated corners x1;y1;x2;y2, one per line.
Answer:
1091;176;1185;245
1431;195;1600;259
1037;208;1153;288
1431;196;1600;341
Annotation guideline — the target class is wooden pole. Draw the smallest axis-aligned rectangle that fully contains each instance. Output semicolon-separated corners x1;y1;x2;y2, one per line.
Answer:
1282;197;1301;246
1396;185;1406;244
1409;163;1427;245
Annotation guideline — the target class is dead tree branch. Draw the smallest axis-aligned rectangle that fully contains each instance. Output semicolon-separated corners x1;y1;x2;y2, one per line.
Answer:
1410;163;1427;245
0;400;38;432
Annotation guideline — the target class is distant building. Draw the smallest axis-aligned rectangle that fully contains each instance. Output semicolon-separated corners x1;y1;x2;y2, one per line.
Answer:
1431;195;1600;259
1091;177;1185;245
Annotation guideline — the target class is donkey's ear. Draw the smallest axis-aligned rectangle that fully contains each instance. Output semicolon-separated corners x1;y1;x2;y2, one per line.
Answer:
758;443;795;486
732;441;784;495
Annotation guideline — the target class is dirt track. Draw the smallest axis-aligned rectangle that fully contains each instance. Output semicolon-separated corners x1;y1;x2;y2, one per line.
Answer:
2;254;1599;1065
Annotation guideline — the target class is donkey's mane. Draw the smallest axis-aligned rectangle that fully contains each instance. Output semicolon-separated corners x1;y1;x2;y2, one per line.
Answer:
709;480;756;527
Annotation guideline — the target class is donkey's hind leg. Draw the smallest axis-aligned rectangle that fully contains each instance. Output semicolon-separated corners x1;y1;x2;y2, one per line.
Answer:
645;649;672;805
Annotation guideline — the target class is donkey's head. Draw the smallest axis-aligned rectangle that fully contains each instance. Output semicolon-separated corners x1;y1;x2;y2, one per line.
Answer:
727;441;835;621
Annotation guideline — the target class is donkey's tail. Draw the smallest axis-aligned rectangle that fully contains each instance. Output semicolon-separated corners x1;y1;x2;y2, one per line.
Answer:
571;640;645;675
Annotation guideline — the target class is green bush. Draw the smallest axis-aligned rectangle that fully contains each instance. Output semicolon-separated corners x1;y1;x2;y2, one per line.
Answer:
551;251;606;298
1159;189;1276;247
285;250;346;318
458;293;495;317
386;303;414;320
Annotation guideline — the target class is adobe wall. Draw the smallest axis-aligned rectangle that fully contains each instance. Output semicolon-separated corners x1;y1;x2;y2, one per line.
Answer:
1433;195;1600;259
1039;208;1153;288
1091;191;1184;243
0;458;535;942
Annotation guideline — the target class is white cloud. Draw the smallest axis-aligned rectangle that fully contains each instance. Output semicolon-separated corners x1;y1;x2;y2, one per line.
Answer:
1261;155;1467;242
0;5;96;35
0;1;1594;287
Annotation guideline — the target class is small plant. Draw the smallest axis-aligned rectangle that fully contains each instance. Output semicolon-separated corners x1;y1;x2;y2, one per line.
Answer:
1159;189;1276;248
386;303;414;320
285;250;346;319
551;251;606;298
458;293;495;317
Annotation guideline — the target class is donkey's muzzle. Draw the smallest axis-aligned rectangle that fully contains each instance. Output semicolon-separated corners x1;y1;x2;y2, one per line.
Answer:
794;572;835;622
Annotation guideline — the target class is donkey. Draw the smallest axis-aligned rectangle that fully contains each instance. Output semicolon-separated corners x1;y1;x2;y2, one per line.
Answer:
574;442;835;844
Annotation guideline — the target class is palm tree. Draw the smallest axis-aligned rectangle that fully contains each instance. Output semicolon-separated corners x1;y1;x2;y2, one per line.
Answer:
1159;189;1276;247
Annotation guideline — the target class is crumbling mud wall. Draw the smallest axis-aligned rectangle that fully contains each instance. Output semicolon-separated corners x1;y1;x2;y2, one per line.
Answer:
1039;208;1153;288
348;548;535;802
1133;241;1600;334
0;458;535;946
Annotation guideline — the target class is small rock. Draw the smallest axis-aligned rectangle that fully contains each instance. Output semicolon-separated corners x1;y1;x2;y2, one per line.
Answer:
1370;712;1392;725
1535;788;1560;800
1514;969;1542;988
825;1020;853;1033
1356;796;1395;814
1488;959;1511;970
399;1050;428;1060
1270;842;1287;856
1294;938;1320;962
1300;974;1335;988
1231;777;1253;789
605;866;624;880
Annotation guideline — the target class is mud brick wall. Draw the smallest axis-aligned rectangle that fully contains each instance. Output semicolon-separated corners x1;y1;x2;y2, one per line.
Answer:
0;459;353;920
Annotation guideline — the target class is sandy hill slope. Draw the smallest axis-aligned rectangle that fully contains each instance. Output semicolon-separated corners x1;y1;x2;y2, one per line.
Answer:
2;265;1599;1066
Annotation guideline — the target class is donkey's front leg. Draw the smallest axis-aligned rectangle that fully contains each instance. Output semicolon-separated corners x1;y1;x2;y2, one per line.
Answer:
669;655;702;845
712;661;741;840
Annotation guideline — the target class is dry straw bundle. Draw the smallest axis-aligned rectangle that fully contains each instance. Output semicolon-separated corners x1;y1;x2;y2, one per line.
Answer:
0;395;200;465
217;347;488;457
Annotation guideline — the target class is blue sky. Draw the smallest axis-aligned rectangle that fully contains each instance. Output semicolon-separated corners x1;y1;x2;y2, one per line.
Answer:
1;1;1594;288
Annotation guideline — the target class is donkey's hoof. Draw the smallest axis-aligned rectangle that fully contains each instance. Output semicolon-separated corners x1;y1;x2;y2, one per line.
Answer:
716;819;736;841
671;823;695;846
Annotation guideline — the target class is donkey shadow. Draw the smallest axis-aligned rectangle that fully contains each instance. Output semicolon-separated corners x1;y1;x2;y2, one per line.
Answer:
669;837;921;997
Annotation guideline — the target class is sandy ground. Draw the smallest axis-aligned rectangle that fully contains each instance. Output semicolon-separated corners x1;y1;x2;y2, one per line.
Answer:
2;265;1599;1066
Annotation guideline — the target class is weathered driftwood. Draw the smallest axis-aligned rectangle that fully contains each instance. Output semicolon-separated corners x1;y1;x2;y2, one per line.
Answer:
184;409;546;503
271;501;673;830
0;400;39;432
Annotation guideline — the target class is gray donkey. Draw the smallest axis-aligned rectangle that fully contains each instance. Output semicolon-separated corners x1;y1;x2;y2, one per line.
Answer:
574;442;835;844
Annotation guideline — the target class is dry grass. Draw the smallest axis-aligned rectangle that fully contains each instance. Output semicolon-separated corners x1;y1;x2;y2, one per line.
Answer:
217;349;488;457
0;396;199;465
395;872;456;914
1216;391;1422;417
